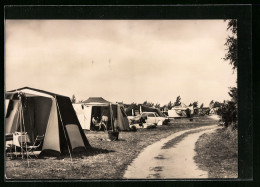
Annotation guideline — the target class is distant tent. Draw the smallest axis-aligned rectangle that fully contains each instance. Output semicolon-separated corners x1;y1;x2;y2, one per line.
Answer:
173;102;187;109
125;104;165;117
83;97;110;104
170;102;194;117
140;105;165;117
5;87;90;155
125;104;140;116
73;97;130;131
168;109;183;118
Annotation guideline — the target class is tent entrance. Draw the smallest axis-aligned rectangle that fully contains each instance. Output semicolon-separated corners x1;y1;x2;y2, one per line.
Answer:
23;97;52;142
91;106;112;130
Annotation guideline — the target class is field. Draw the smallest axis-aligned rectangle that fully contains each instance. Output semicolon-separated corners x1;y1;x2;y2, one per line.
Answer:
5;116;220;180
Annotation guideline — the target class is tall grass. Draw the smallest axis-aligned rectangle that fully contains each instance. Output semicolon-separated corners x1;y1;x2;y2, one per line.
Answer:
222;123;238;147
194;124;238;178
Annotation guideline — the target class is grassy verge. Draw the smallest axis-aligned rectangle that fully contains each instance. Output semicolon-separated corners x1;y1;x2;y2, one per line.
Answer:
194;126;238;178
5;116;217;180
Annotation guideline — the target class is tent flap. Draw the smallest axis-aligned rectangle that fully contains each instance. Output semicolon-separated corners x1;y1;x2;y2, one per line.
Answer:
42;99;60;153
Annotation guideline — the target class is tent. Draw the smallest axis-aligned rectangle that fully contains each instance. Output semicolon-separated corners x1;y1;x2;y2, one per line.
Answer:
168;109;182;118
171;103;194;116
125;104;140;116
125;104;164;117
73;97;130;131
139;105;165;117
5;87;90;155
168;105;194;118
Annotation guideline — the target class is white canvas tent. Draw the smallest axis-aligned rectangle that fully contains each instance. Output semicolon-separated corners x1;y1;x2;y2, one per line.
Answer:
168;104;194;118
73;97;130;131
73;104;92;130
168;109;183;118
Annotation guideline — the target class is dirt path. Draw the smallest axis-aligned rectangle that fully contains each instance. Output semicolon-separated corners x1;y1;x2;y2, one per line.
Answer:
124;125;219;179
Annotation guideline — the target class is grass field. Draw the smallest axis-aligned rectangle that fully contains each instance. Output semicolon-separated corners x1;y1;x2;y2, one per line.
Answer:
5;116;218;180
194;126;238;178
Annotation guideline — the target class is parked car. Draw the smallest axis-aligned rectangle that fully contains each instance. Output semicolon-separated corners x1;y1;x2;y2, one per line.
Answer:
128;114;157;129
140;112;168;126
127;114;141;124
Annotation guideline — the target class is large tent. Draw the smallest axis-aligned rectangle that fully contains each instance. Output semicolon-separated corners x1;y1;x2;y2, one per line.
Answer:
5;87;90;155
73;97;130;131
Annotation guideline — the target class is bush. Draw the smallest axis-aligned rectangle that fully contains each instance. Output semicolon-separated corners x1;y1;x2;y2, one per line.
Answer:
219;101;237;128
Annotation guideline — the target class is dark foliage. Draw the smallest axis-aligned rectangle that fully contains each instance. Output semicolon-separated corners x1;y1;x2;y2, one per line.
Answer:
223;19;237;70
192;101;198;108
173;96;181;107
219;20;238;128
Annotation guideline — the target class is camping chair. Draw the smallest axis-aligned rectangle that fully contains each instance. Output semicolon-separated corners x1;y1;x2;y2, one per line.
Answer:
5;142;14;158
27;135;44;158
5;134;14;158
17;133;31;159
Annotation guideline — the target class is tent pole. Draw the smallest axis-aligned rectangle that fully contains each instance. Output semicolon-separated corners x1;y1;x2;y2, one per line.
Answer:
20;96;30;166
55;97;72;162
13;101;21;157
19;97;24;159
110;104;114;131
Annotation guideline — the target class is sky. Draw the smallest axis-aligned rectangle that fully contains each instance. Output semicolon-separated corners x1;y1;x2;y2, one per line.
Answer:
5;20;237;106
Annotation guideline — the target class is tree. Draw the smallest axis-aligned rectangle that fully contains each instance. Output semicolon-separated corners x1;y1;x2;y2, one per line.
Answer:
200;103;204;108
173;96;181;107
147;102;154;107
71;94;76;104
223;19;237;70
219;100;237;128
161;104;167;111
188;103;193;107
213;101;222;108
209;100;214;108
155;103;160;109
220;19;238;128
228;87;238;104
143;101;154;107
192;101;198;108
167;101;173;110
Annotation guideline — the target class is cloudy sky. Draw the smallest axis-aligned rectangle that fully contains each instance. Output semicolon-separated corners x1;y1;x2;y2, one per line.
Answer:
5;20;237;106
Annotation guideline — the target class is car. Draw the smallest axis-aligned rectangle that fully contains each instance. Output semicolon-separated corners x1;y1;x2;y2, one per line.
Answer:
130;123;157;129
140;112;168;126
127;114;141;124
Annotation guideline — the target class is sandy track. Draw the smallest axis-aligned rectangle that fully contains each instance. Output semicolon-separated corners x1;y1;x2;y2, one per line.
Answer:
124;125;219;179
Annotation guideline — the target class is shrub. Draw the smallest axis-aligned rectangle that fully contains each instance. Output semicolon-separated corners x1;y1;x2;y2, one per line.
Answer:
219;101;237;129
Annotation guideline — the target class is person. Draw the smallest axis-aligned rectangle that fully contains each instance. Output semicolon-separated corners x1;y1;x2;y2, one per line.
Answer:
139;116;146;128
185;108;191;118
100;109;109;131
92;116;99;130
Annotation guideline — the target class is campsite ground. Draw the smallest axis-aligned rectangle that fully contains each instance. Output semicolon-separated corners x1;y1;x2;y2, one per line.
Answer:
5;115;237;180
